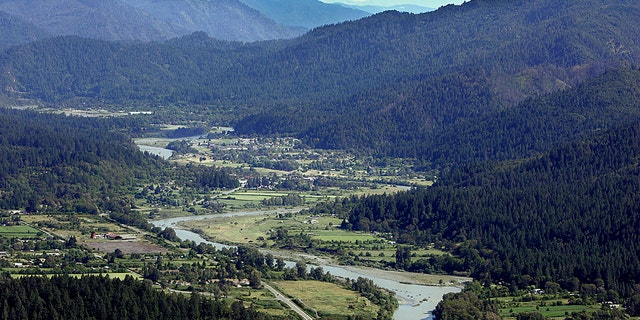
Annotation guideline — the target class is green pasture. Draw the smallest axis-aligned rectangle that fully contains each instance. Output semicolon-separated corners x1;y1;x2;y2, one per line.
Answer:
497;297;603;320
19;214;130;239
182;212;375;246
271;280;378;318
0;225;42;237
501;304;601;319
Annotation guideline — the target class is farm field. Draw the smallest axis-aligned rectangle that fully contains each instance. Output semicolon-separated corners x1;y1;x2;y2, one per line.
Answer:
0;225;42;238
271;280;378;318
496;296;611;320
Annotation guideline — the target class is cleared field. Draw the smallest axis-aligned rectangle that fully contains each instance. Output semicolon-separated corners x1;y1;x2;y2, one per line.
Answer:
501;304;601;319
82;240;170;254
0;225;42;237
181;213;352;245
19;214;131;240
272;280;378;318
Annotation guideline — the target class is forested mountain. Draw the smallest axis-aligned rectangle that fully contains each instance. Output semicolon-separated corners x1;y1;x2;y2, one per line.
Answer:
0;108;161;215
234;0;640;159
0;0;182;41
1;0;638;166
0;0;302;43
239;0;369;29
319;111;640;296
122;0;303;42
0;108;239;226
0;10;49;50
339;3;433;14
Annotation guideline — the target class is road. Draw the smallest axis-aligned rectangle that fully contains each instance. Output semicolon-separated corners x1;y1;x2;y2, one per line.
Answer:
262;282;314;320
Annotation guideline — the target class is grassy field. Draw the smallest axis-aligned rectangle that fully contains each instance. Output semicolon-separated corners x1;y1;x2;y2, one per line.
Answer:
496;296;608;320
19;214;132;240
228;286;292;317
271;280;378;318
0;225;42;237
182;211;452;267
501;304;600;319
181;212;352;245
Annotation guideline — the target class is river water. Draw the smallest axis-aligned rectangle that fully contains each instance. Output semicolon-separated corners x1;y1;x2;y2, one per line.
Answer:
152;210;463;320
137;145;174;160
135;134;212;160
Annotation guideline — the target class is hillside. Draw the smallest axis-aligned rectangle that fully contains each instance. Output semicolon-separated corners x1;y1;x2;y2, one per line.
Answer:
0;108;160;215
0;0;302;43
317;69;640;295
340;3;433;14
123;0;303;42
240;0;370;29
0;0;182;41
0;0;639;165
0;10;50;49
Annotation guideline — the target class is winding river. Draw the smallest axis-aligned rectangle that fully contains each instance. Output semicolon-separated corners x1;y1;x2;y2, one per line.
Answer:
152;210;465;320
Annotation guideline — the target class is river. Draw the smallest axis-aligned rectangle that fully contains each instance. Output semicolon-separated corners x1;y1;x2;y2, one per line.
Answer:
135;134;212;160
152;210;464;320
137;145;174;160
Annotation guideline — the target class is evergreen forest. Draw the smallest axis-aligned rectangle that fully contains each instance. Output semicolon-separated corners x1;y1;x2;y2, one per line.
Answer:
1;0;640;319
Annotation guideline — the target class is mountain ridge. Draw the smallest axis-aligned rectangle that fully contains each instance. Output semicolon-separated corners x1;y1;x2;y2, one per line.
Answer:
240;0;370;29
1;0;639;165
0;0;304;43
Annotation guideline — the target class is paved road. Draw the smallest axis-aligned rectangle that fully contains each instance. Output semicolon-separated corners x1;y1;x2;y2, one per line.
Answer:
262;282;314;320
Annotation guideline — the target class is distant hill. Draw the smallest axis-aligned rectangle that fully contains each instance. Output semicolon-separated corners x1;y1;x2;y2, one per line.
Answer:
1;0;640;165
341;3;434;14
240;0;370;29
333;79;640;294
0;10;50;49
123;0;304;42
0;0;181;41
0;0;303;43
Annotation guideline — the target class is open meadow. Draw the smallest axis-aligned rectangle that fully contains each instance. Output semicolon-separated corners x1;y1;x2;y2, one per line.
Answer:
271;280;378;318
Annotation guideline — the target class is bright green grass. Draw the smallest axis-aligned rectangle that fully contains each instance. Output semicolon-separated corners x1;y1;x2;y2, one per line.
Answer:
0;225;42;237
272;280;378;318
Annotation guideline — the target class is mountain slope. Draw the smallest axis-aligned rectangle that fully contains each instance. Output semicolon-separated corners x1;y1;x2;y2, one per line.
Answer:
234;0;640;157
123;0;303;42
1;0;639;164
240;0;370;29
336;113;640;295
0;10;50;50
341;3;433;14
0;0;182;41
317;68;640;294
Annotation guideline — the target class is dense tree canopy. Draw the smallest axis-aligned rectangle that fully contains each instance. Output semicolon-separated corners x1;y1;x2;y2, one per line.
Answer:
1;0;639;163
326;117;640;296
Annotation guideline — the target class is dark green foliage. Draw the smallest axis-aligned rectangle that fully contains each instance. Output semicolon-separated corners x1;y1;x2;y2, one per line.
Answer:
0;10;49;50
0;108;161;215
0;108;238;228
628;293;640;316
0;274;276;320
333;117;640;295
432;290;500;320
516;312;546;320
165;127;206;139
427;67;640;165
2;0;640;162
261;194;303;206
166;140;198;154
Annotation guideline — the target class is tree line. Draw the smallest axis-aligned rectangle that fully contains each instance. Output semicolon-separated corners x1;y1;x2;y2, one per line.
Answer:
313;118;640;299
0;274;277;320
